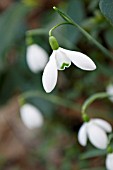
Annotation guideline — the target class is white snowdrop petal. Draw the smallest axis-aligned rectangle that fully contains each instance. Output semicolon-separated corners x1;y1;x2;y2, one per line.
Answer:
42;51;58;93
106;153;113;170
20;104;44;129
106;84;113;102
92;118;112;133
78;123;88;146
26;44;48;73
60;48;96;71
87;123;108;149
55;48;71;70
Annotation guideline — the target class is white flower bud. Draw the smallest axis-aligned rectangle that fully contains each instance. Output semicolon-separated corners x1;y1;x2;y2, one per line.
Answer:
106;84;113;102
106;153;113;170
26;44;48;73
20;104;44;129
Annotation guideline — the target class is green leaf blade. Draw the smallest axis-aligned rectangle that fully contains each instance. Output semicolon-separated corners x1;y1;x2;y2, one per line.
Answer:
99;0;113;25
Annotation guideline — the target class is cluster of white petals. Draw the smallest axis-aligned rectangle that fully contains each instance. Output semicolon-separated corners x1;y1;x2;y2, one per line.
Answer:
106;84;113;102
20;104;44;129
78;118;112;149
26;44;48;73
42;47;96;93
106;153;113;170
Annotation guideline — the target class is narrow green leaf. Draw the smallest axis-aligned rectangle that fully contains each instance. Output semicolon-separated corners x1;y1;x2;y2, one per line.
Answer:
80;149;106;159
66;0;85;44
81;167;106;170
99;0;113;25
0;2;31;70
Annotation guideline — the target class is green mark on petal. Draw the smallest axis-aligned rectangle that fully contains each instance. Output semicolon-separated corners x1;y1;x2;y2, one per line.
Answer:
61;63;70;70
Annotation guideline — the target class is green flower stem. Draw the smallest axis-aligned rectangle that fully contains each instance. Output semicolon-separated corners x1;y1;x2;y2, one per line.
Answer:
19;90;80;112
53;6;113;60
108;133;113;145
26;29;49;45
26;28;48;36
49;22;72;37
82;92;109;115
19;91;113;122
107;134;113;153
107;145;113;154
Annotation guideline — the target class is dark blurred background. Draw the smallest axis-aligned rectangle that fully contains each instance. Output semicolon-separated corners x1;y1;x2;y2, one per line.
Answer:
0;0;113;169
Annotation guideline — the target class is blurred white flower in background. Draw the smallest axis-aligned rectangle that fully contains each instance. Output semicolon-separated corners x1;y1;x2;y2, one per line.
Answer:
106;153;113;170
42;47;96;93
26;44;48;73
78;118;112;149
20;104;44;129
106;84;113;102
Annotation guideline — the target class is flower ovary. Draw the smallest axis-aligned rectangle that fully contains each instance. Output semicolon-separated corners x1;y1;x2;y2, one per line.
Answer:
82;114;90;122
49;36;59;50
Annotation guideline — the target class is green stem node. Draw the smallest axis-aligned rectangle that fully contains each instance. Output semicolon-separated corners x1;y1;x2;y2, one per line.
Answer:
49;36;59;50
82;114;90;122
107;146;113;154
18;97;26;106
26;36;34;45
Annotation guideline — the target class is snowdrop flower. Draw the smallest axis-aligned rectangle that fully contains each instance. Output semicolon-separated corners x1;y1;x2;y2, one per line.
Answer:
106;153;113;170
26;44;48;73
78;118;112;149
20;104;44;129
42;36;96;93
106;84;113;102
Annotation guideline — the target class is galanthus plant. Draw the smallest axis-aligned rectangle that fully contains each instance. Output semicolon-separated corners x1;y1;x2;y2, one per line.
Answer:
42;36;96;93
20;103;44;129
24;5;113;170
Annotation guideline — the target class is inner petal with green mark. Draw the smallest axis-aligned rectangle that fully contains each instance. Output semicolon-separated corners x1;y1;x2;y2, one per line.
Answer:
60;63;70;70
55;50;71;70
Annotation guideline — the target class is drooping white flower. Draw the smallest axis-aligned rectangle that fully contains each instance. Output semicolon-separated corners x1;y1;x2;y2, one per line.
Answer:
20;104;44;129
42;47;96;93
106;84;113;102
26;44;48;73
106;153;113;170
78;118;112;149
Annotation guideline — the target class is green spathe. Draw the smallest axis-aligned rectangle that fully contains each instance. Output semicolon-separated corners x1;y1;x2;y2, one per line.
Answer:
49;36;59;50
